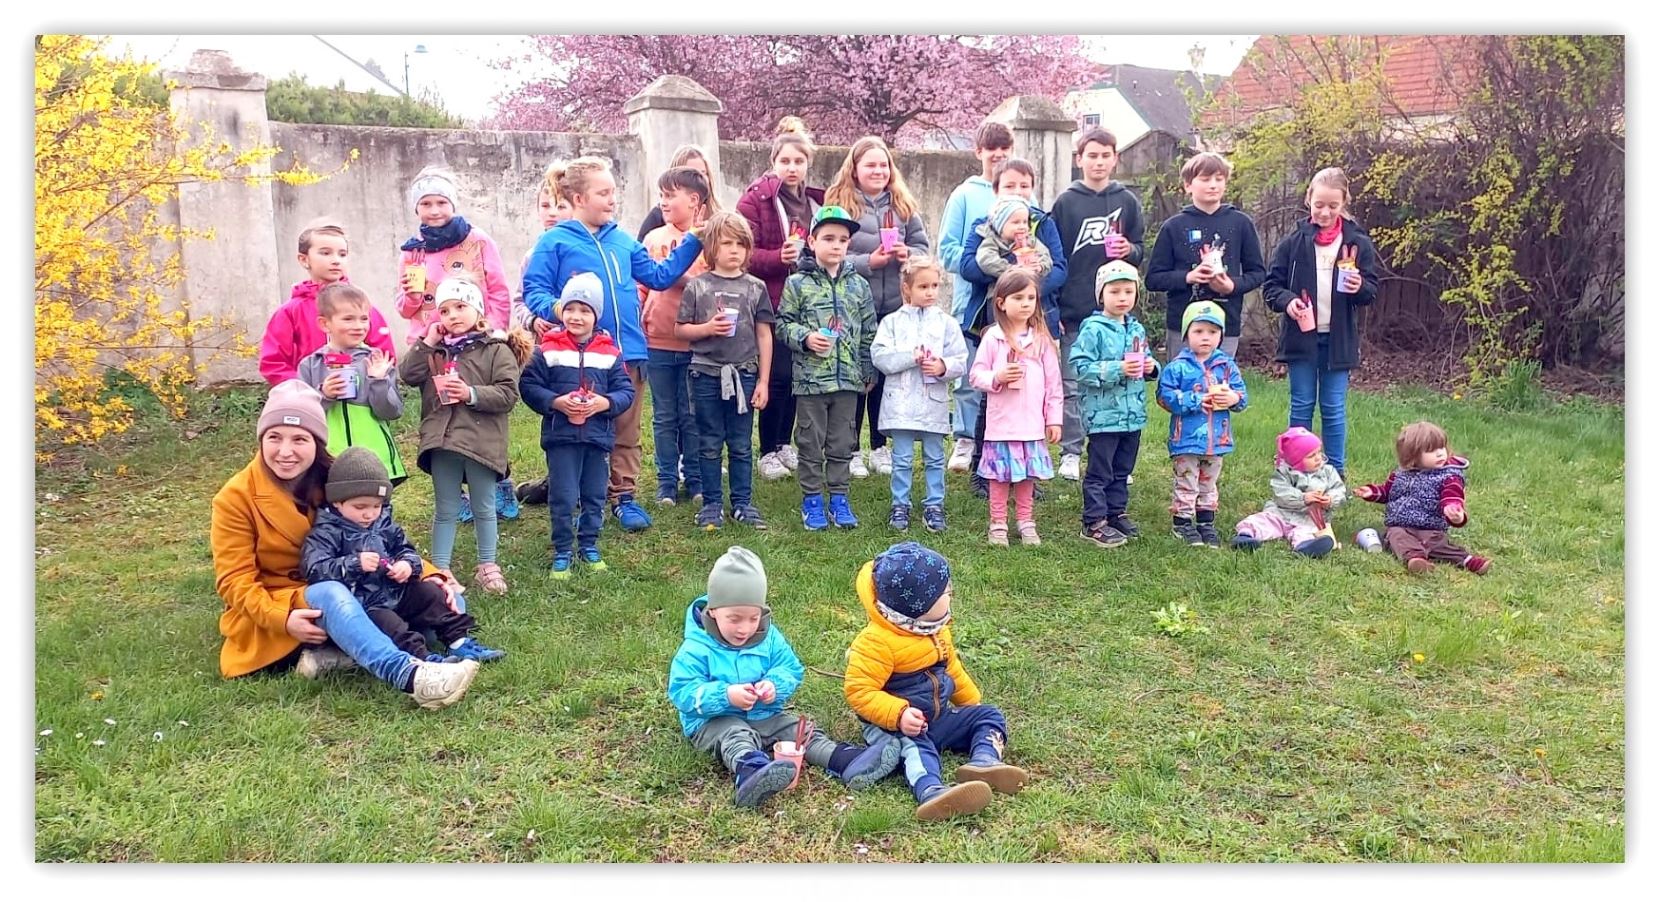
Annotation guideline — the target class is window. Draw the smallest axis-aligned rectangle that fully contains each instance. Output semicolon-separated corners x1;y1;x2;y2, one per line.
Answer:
1082;113;1101;127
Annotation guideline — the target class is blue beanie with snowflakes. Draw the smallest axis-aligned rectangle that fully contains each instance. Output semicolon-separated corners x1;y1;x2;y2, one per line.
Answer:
872;541;952;619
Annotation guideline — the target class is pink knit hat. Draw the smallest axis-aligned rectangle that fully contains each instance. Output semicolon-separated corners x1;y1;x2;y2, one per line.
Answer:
1277;427;1323;469
257;379;328;445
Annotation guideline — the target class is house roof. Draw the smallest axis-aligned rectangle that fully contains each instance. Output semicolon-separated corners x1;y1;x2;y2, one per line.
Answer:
1203;35;1481;128
1090;64;1216;137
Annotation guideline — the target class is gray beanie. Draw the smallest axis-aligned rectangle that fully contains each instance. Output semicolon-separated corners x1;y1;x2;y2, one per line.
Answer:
701;546;771;648
325;447;392;503
408;168;460;212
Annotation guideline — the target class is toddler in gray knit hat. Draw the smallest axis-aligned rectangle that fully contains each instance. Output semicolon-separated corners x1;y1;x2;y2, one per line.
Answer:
666;546;902;809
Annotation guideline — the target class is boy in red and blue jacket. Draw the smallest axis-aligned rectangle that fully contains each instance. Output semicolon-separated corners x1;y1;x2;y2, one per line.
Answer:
1156;301;1247;548
519;273;635;579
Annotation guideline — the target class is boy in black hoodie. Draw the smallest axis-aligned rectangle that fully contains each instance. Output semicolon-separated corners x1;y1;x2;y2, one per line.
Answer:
1051;127;1146;480
1146;152;1267;361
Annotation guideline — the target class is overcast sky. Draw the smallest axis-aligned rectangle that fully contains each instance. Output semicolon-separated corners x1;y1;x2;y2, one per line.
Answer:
107;34;1257;123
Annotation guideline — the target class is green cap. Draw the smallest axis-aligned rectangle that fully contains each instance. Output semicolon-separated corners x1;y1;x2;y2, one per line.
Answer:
811;205;861;236
1181;300;1226;337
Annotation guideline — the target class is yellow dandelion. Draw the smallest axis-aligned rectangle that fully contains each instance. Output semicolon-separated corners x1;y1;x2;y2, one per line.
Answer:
1412;652;1425;664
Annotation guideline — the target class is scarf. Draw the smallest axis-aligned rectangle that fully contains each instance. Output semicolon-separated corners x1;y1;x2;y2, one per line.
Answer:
400;216;473;253
1312;217;1342;247
875;598;951;637
440;329;490;358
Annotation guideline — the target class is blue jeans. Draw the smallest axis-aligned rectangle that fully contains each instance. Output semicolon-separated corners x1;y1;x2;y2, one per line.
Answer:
862;704;1008;799
690;369;756;508
645;349;701;500
888;429;946;508
430;450;498;568
1287;333;1351;475
547;442;609;555
952;335;980;440
304;582;418;691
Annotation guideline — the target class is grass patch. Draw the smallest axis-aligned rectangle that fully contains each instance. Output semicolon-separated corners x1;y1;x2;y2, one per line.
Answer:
34;374;1623;861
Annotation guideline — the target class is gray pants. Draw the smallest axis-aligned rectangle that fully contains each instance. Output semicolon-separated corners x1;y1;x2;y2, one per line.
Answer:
1059;328;1085;457
794;390;860;496
1167;329;1239;362
690;713;838;773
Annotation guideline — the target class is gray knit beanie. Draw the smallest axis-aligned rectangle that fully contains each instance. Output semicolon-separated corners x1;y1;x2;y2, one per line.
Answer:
701;546;771;648
325;447;392;503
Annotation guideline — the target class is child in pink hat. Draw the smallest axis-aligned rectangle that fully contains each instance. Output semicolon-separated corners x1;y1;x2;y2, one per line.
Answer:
1232;426;1348;557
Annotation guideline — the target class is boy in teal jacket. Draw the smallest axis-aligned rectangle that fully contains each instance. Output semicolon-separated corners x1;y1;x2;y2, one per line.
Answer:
668;546;901;808
1068;261;1159;548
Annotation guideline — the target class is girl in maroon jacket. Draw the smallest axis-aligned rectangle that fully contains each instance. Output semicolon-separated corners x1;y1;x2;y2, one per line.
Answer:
737;116;824;480
1355;421;1492;575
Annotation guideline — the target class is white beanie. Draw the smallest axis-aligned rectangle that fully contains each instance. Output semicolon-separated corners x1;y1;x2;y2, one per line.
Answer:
408;169;460;212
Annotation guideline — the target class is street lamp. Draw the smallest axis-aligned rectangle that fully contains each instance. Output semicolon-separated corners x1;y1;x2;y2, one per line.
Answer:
403;44;428;98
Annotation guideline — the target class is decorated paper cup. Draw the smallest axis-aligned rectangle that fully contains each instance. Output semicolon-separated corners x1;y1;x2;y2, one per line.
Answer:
879;227;900;253
722;306;740;337
405;264;426;295
816;327;837;356
773;740;805;790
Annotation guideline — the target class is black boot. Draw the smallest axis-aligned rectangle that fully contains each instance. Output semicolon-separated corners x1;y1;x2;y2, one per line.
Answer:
1195;510;1221;548
1171;516;1205;546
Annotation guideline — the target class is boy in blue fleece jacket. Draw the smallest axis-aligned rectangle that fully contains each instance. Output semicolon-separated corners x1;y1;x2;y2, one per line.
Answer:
668;546;902;809
1156;301;1248;549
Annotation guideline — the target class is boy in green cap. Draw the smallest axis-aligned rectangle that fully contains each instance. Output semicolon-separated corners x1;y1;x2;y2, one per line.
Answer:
1156;300;1248;547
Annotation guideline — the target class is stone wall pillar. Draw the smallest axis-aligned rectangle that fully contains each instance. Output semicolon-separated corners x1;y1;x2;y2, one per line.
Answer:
625;76;726;213
987;95;1078;208
167;50;279;384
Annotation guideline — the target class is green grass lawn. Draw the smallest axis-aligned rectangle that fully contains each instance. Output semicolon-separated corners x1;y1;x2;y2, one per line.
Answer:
34;374;1624;862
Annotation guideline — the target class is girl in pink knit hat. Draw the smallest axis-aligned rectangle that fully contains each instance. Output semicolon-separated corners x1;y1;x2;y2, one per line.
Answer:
1231;426;1348;557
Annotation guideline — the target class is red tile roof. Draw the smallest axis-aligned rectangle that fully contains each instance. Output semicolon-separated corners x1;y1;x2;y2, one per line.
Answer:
1203;35;1482;129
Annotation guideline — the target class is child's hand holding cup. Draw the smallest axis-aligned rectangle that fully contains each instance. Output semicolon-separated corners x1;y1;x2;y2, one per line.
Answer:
403;264;426;298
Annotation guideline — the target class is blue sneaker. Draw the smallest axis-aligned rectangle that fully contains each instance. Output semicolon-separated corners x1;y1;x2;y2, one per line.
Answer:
581;547;608;572
549;552;573;581
448;637;506;663
457;490;474;523
838;735;903;790
801;495;828;531
828;493;859;529
495;478;520;521
612;494;653;532
734;757;799;808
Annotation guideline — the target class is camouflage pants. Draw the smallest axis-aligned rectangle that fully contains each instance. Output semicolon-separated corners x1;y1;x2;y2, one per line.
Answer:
1170;454;1224;518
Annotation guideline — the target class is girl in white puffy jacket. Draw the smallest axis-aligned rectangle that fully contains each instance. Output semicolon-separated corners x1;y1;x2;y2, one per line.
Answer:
869;258;969;533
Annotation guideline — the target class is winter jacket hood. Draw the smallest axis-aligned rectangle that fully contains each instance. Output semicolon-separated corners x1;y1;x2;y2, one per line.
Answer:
666;596;802;737
843;561;981;731
1053;180;1147;328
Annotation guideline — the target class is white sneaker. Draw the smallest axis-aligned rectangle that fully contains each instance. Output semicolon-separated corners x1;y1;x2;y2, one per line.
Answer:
1058;453;1082;482
296;645;358;679
410;658;480;710
870;445;893;475
777;445;799;470
849;451;870;479
758;451;790;481
948;438;975;473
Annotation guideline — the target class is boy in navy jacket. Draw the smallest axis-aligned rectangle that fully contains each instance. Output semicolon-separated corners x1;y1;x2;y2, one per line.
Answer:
520;273;636;578
1146;153;1266;361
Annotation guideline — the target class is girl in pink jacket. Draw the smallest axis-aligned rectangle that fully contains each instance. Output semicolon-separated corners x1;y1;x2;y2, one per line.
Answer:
395;168;512;341
970;270;1063;548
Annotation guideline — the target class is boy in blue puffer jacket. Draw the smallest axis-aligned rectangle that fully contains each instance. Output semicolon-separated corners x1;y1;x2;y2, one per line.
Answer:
1069;261;1159;548
668;547;902;809
519;273;635;579
1156;301;1248;548
522;157;706;534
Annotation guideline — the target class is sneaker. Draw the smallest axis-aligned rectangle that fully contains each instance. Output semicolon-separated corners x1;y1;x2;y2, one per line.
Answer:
849;451;870;479
495;478;520;521
1058;453;1082;482
657;495;677;507
1232;533;1262;552
457;490;474;524
549;553;573;581
1172;518;1206;546
758;451;791;481
1463;555;1493;575
828;493;859;528
870;445;893;475
730;504;768;530
1107;513;1141;539
612;495;652;532
970;475;989;500
296;644;358;679
1081;519;1129;549
988;522;1009;547
955;761;1030;795
888;504;911;531
801;495;828;531
448;637;506;663
515;478;549;505
1017;520;1041;546
409;659;480;710
1294;535;1336;558
839;735;903;790
923;505;947;533
1406;557;1435;574
915;781;993;821
696;503;726;529
581;547;608;572
734;758;799;808
1195;517;1221;548
948;437;975;473
424;653;459;664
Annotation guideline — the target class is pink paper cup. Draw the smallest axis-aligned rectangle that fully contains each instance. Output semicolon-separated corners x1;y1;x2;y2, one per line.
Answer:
773;741;805;790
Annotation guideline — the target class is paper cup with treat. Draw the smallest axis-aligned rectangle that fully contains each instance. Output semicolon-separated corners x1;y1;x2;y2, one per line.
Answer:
879;227;900;253
722;306;740;337
405;264;426;295
1292;291;1317;332
773;740;806;790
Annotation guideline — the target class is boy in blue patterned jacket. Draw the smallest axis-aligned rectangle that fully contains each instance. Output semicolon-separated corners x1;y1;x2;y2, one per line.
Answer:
1156;301;1247;548
668;547;901;809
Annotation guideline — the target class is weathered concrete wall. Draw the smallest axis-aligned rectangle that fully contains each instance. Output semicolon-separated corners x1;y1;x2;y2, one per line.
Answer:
267;126;642;350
